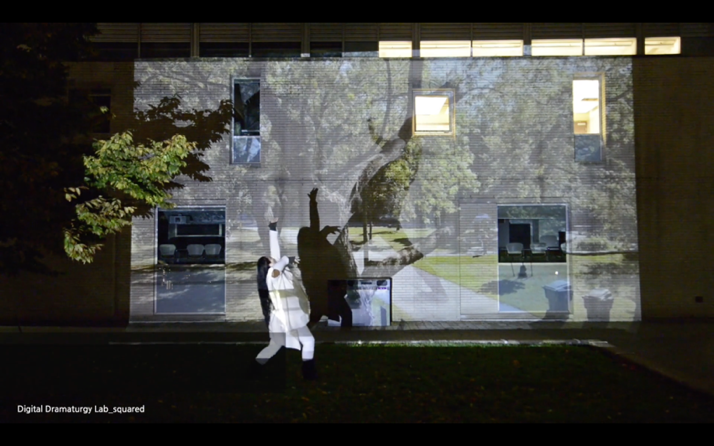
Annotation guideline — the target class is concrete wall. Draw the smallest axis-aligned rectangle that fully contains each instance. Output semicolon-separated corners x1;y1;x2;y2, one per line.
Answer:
634;56;714;318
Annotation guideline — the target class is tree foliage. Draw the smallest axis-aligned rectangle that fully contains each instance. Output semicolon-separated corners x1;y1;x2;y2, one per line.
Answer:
0;24;232;274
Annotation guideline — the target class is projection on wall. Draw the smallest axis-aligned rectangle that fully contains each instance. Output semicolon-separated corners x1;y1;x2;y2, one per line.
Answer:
497;205;569;314
132;56;640;322
326;278;392;327
155;208;226;314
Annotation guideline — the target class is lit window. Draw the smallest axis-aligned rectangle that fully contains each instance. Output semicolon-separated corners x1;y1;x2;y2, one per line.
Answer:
233;79;261;164
472;40;523;57
379;41;411;58
414;89;454;135
532;39;583;56
584;38;636;56
573;76;604;162
420;41;471;57
645;37;681;54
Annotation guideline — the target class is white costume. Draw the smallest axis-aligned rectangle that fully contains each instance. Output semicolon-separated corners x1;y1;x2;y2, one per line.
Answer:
256;227;315;362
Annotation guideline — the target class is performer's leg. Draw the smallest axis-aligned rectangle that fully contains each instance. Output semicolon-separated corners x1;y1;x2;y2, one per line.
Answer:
256;333;285;365
298;326;317;380
296;326;315;361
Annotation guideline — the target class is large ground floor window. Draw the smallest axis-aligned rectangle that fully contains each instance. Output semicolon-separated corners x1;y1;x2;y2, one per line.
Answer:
155;207;226;314
497;205;570;314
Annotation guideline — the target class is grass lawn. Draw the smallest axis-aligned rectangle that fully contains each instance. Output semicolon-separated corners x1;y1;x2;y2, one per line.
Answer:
2;343;713;423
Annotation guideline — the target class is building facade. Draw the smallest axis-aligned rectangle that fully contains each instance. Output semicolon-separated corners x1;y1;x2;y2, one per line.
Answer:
3;23;713;326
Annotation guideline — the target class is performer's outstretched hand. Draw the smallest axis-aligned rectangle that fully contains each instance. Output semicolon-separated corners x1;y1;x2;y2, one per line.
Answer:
321;225;340;236
308;188;318;201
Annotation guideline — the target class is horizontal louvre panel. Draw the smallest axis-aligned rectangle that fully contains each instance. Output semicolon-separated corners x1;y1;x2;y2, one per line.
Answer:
420;23;471;40
531;23;583;39
93;23;139;42
199;23;250;42
309;23;343;41
379;23;413;40
251;23;302;42
584;23;636;38
681;23;714;37
344;23;378;41
643;23;680;37
141;23;191;42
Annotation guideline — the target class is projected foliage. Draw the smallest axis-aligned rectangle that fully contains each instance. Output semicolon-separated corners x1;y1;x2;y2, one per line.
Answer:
133;56;638;320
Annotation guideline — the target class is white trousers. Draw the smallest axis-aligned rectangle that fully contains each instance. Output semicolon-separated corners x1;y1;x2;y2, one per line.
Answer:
256;325;315;363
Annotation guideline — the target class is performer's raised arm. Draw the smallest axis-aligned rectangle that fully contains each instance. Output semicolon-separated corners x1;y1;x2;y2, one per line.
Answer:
308;188;320;232
269;220;289;273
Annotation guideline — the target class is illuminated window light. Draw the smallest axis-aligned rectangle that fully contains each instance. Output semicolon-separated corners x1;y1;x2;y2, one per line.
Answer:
573;76;604;162
420;41;471;57
472;40;523;57
584;38;636;56
532;39;583;56
645;37;681;55
414;91;454;135
379;41;411;58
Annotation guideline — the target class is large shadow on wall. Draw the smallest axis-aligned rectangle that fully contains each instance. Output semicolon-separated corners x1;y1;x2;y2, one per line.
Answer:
0;52;233;326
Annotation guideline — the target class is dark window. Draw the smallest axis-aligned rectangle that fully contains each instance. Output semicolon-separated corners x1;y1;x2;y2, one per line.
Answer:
234;80;259;136
140;43;190;58
311;41;342;57
251;42;301;58
69;88;111;134
93;42;138;61
199;42;249;57
88;89;111;134
233;79;261;164
344;41;379;55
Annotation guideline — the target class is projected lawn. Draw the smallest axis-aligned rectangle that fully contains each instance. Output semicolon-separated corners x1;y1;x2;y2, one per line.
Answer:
2;344;712;423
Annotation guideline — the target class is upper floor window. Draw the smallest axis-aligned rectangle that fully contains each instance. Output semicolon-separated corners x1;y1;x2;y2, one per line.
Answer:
420;41;471;57
233;79;260;164
584;38;636;56
413;89;455;136
472;40;523;57
573;76;604;162
645;37;681;54
379;41;411;58
532;39;583;56
69;88;111;135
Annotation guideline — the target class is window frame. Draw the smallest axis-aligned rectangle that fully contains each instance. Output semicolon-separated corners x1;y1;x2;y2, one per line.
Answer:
232;77;261;165
573;73;606;163
412;88;456;136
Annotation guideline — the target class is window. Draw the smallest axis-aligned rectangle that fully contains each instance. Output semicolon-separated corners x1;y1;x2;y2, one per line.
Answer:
199;42;249;57
310;42;342;57
584;38;636;56
497;205;568;314
233;79;260;164
140;43;190;58
251;42;301;58
344;41;378;57
93;42;138;61
573;76;604;162
69;88;111;134
379;41;411;58
472;40;523;57
156;207;226;314
532;39;583;56
420;41;471;57
88;89;111;134
413;89;455;136
645;37;681;54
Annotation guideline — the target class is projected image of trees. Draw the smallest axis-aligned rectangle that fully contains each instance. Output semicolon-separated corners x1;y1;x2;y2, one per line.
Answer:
132;56;639;322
